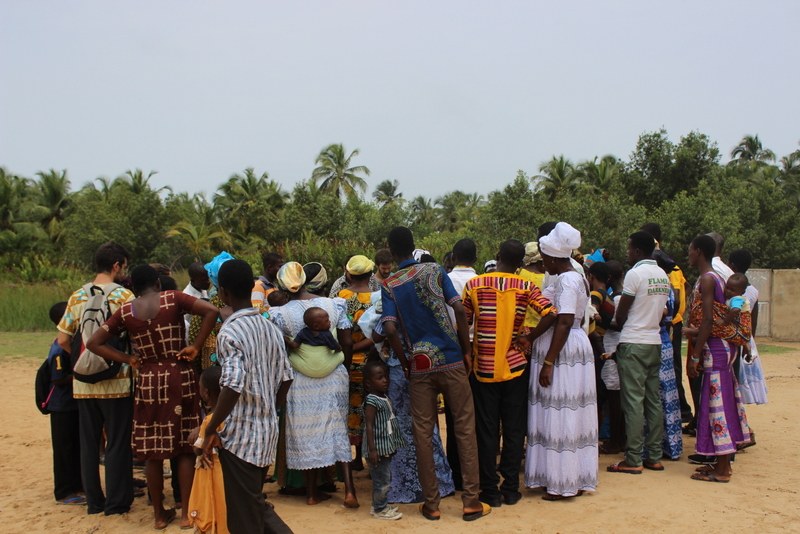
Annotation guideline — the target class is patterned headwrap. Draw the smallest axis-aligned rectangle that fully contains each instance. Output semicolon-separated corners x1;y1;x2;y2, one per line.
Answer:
539;222;582;259
276;261;306;293
204;251;235;288
523;242;542;266
303;262;328;293
346;255;375;276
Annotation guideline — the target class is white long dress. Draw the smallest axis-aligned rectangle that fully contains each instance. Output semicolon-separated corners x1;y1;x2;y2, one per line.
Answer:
525;270;598;497
738;285;768;404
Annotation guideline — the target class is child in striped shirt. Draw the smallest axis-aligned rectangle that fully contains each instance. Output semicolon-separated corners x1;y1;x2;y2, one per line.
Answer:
363;359;405;520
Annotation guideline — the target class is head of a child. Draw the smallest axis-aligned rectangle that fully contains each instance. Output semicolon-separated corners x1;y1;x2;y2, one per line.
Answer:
303;307;331;332
267;289;289;308
725;273;748;300
588;261;610;291
49;301;67;326
199;365;222;408
364;359;389;396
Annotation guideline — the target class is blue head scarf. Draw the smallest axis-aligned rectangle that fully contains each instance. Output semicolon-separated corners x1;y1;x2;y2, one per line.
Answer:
204;251;235;288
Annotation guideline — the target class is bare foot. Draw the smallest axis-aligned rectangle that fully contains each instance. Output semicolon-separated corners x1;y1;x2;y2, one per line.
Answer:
343;493;360;509
154;508;176;530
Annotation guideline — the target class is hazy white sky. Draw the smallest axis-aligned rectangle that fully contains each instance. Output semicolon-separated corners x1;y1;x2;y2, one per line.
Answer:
1;1;798;199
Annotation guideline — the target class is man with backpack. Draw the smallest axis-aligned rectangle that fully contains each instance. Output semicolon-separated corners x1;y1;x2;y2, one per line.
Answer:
56;241;135;515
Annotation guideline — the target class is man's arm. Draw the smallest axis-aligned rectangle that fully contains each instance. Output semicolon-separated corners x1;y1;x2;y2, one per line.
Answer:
57;332;72;354
450;300;472;372
614;294;635;330
383;320;409;373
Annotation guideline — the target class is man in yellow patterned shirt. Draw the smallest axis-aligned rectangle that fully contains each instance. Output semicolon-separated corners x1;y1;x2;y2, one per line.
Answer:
57;242;135;516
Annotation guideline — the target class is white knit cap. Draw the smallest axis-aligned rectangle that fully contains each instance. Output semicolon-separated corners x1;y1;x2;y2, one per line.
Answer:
539;222;582;259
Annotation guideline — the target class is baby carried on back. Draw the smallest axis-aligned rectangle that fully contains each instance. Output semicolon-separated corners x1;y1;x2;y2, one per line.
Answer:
284;307;345;377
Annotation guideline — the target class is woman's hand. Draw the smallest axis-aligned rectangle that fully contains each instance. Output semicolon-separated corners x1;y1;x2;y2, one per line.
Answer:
177;346;199;361
539;364;554;387
687;356;700;379
128;355;141;370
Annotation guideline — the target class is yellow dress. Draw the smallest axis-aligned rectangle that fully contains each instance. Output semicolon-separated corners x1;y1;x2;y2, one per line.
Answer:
516;269;546;328
337;288;373;445
188;414;228;534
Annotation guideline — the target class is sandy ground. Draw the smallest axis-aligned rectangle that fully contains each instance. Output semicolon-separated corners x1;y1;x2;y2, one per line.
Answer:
1;340;799;534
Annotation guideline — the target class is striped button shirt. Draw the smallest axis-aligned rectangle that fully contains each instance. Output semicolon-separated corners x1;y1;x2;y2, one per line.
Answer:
361;394;405;458
216;307;294;467
463;272;555;382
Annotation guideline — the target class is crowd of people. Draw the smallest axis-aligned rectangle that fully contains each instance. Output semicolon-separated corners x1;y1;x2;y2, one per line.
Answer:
38;221;768;532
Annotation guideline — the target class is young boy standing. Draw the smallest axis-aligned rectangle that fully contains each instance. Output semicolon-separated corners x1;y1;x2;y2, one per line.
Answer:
201;259;294;534
46;301;85;505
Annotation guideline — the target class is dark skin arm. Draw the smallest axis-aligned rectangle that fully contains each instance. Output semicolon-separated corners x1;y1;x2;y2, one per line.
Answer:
687;274;715;379
751;299;759;335
383;321;410;376
338;328;353;369
87;327;140;369
364;403;378;466
56;332;72;355
539;313;573;388
516;312;557;356
352;336;374;353
450;300;473;375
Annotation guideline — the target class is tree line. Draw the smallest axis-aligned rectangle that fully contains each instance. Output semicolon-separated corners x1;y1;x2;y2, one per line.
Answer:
2;133;799;283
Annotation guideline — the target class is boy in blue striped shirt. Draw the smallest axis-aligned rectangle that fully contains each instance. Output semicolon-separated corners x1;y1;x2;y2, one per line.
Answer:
363;359;405;520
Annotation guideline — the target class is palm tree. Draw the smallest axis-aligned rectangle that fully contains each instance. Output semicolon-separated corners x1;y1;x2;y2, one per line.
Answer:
166;220;229;260
372;179;403;208
577;156;620;193
311;144;370;199
34;169;72;242
408;195;436;227
0;168;24;231
116;169;172;194
434;191;483;233
729;134;776;165
214;168;287;239
534;155;577;201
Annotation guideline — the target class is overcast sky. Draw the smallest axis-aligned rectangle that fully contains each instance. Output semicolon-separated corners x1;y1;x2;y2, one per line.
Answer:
1;1;798;199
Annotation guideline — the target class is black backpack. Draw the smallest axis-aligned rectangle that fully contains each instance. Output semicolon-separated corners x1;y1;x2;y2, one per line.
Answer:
34;358;54;415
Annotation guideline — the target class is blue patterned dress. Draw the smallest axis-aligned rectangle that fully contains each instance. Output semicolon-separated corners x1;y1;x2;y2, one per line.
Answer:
659;289;683;459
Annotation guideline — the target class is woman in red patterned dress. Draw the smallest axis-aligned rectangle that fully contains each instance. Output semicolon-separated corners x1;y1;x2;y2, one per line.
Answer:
89;265;218;530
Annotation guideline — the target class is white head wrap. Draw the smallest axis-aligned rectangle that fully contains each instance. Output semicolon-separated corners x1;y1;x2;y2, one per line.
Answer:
412;248;431;262
539;222;582;259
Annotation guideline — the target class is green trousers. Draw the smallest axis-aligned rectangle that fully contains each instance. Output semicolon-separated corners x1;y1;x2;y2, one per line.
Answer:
616;342;663;467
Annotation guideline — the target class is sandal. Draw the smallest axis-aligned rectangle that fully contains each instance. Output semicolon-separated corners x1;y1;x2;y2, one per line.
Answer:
462;502;491;522
691;472;730;483
419;504;440;521
643;460;664;471
542;490;584;501
154;508;177;531
606;461;643;475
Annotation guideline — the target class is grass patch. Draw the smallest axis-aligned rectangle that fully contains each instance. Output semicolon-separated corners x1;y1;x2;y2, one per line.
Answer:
758;344;794;355
0;283;83;331
0;331;55;360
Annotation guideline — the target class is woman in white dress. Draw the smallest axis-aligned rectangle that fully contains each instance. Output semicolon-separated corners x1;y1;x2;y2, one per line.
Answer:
525;222;598;500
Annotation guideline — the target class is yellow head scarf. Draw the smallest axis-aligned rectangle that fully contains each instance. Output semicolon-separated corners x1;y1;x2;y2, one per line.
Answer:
346;255;375;276
276;262;306;293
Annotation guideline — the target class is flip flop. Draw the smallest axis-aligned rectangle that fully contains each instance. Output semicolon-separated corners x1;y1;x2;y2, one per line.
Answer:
643;460;665;471
462;502;491;522
691;472;730;483
57;495;87;505
419;504;440;521
606;462;643;475
154;508;177;531
542;490;584;501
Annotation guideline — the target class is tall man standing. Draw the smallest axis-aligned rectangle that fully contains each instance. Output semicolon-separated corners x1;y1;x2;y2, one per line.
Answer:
57;241;135;515
607;231;671;474
463;240;555;506
381;227;490;522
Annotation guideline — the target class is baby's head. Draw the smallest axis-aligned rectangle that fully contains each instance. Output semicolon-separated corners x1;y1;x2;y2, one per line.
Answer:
303;306;331;332
725;273;748;300
199;365;222;407
267;289;289;308
364;359;389;395
49;301;67;327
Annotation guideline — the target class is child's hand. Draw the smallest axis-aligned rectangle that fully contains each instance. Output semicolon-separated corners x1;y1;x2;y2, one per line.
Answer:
369;450;379;467
188;426;200;446
202;431;221;464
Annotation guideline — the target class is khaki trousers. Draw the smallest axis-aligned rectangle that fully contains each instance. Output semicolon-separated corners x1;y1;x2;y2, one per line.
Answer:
409;365;480;511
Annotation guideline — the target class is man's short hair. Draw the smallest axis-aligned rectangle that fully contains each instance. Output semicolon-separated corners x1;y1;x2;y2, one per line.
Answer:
388;227;415;258
94;241;130;274
640;222;662;243
452;238;477;264
219;259;254;299
692;235;717;262
498;239;525;268
374;248;393;265
49;301;67;326
159;275;178;291
537;221;557;241
728;249;753;273
261;251;283;271
200;365;222;394
131;265;159;296
629;231;657;257
188;261;207;278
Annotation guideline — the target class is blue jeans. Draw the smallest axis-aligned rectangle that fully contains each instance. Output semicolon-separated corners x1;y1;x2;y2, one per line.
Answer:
370;455;393;512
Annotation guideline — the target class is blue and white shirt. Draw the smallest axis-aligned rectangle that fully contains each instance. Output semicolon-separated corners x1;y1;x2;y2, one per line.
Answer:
216;307;294;467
